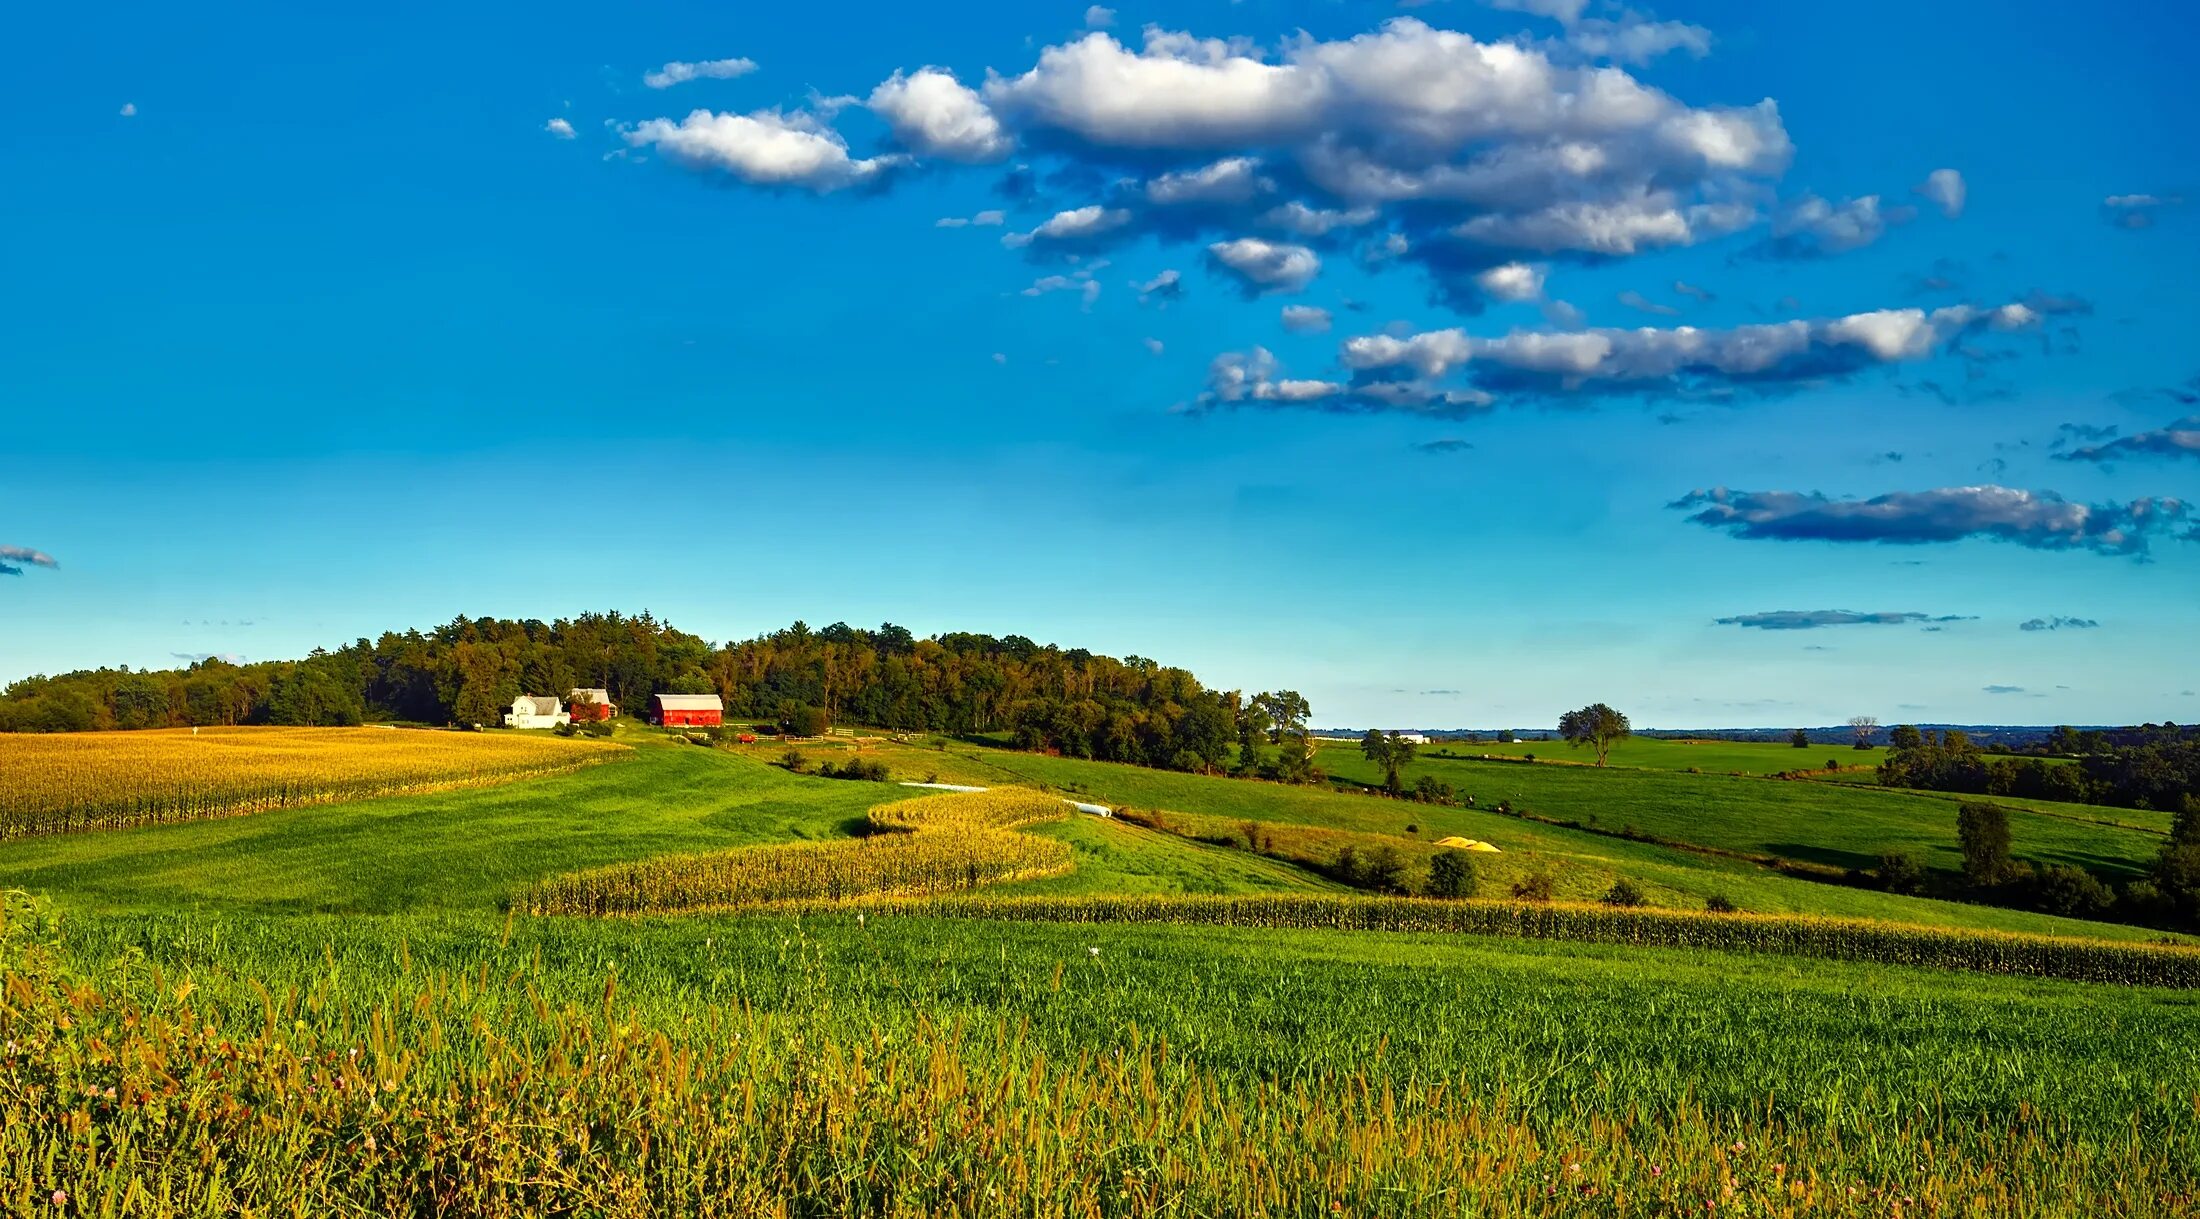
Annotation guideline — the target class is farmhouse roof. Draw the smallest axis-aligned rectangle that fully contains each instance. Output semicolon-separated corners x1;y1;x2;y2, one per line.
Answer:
513;695;560;716
652;693;724;711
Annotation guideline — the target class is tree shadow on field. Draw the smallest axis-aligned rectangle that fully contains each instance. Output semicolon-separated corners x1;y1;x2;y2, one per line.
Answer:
1764;842;1888;873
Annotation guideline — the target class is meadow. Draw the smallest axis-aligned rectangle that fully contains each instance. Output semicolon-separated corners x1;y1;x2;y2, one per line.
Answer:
5;725;2198;1213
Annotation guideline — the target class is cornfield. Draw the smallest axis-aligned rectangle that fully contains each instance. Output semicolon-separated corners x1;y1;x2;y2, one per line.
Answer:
0;727;624;839
525;787;1073;914
1;895;2191;1217
760;893;2200;989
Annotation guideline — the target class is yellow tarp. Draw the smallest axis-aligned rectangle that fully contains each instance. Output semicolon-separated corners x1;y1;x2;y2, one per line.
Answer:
1433;836;1503;853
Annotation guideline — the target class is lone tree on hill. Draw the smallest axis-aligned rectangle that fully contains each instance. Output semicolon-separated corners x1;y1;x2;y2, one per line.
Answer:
1956;802;2013;888
1790;729;1810;749
1558;704;1630;767
1359;728;1417;793
1847;715;1880;750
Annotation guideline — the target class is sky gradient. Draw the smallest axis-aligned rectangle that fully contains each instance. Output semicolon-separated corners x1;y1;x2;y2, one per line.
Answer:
3;0;2196;728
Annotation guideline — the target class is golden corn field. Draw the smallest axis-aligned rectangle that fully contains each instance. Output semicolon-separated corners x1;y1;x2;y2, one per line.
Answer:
526;787;1074;915
0;727;624;839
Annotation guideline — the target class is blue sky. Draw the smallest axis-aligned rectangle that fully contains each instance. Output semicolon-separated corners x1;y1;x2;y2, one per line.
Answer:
2;0;2196;728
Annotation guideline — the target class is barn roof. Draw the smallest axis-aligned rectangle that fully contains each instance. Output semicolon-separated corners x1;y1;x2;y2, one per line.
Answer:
652;693;724;711
569;687;613;704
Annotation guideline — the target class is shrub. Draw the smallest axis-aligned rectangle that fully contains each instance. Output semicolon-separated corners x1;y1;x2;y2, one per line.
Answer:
779;748;808;773
1511;872;1555;902
1705;893;1737;913
783;704;829;737
581;719;615;738
2028;864;2114;918
1427;849;1478;899
1877;851;1926;895
1601;878;1648;907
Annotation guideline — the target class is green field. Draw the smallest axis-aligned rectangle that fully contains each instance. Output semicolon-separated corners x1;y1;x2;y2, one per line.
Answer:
4;725;2196;1213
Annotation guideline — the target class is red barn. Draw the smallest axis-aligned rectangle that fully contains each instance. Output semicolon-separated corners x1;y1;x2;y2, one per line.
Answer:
652;693;723;727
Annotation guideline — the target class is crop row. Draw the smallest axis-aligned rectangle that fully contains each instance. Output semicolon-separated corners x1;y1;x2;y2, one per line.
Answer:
0;726;624;839
765;892;2200;989
525;787;1073;915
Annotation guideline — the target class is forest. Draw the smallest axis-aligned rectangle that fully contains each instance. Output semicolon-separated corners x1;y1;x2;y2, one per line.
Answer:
0;613;1250;772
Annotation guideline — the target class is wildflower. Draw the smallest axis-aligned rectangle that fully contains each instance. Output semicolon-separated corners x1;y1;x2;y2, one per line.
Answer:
1651;1165;1663;1178
53;1189;68;1207
1088;946;1101;958
1568;1163;1581;1174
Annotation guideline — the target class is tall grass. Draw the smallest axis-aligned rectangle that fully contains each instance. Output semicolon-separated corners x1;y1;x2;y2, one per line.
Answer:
5;896;2193;1216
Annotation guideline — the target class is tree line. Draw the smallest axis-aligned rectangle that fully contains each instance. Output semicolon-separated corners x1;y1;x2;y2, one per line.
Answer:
0;612;1280;776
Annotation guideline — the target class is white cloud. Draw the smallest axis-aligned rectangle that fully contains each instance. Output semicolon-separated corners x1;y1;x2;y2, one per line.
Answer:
1146;157;1271;206
119;102;137;117
1143;337;1165;354
1335;297;2072;394
1281;305;1332;333
1458;193;1754;255
644;58;759;89
1563;18;1712;65
624;109;901;192
1486;0;1591;23
869;68;1012;162
1915;168;1966;219
1201;347;1345;405
1023;274;1103;308
1138;268;1184;303
1206;237;1320;294
1755;193;1910;258
1473;261;1545;302
1005;204;1134;249
936;209;1007;228
1085;5;1116;29
1257;201;1376;237
544;117;576;139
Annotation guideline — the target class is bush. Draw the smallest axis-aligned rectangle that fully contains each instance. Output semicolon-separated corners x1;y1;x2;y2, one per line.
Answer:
2027;864;2114;918
1601;878;1648;907
782;704;830;738
1705;893;1737;913
1511;872;1555;902
581;718;614;738
1877;851;1926;895
1427;850;1478;899
779;748;808;773
817;757;890;782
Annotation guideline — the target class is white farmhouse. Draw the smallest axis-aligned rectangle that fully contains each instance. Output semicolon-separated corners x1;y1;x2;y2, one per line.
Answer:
504;695;570;729
1397;732;1431;745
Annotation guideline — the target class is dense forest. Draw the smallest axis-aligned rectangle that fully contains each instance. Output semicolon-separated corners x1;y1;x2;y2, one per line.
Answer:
0;612;1262;772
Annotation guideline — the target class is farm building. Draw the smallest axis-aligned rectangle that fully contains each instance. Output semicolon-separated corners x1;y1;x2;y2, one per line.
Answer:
567;688;617;721
1397;732;1430;745
503;695;570;730
651;693;723;727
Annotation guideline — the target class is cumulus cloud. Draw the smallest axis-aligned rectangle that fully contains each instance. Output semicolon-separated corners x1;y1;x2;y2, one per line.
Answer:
1005;203;1134;250
1328;296;2073;404
644;58;759;89
1486;0;1591;22
2019;616;2100;631
623;108;901;191
119;102;137;117
1474;262;1545;302
1914;168;1965;219
1084;5;1115;29
869;69;1012;162
1281;304;1333;333
1206;237;1320;295
1713;610;1973;630
544;117;576;139
1752;193;1913;259
623;17;1799;311
1197;347;1346;407
1561;17;1713;65
1670;485;2194;557
2054;415;2200;463
1143;337;1165;355
1022;273;1102;307
0;545;58;579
